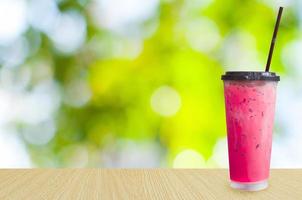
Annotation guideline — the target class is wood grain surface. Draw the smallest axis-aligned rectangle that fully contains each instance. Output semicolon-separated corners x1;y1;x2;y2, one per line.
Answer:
0;169;301;200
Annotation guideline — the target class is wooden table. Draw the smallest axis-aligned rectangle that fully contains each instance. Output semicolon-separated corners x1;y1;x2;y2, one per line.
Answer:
0;169;301;199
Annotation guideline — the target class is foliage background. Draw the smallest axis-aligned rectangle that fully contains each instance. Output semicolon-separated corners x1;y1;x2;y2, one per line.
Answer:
0;0;301;168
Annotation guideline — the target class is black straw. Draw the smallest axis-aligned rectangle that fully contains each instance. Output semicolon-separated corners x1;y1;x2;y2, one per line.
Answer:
265;7;284;72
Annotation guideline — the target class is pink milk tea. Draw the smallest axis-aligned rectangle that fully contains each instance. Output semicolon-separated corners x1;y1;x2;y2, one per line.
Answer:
222;72;279;191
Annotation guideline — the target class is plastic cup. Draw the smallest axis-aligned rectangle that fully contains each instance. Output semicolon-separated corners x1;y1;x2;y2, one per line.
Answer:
221;71;280;191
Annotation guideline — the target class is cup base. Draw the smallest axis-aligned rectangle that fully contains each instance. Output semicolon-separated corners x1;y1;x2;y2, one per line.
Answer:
230;180;268;191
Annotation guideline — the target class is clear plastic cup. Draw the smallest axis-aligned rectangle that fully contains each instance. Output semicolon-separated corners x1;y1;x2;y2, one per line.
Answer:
222;71;280;191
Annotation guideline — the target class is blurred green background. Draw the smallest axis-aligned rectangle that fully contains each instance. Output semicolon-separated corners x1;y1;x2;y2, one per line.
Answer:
0;0;301;168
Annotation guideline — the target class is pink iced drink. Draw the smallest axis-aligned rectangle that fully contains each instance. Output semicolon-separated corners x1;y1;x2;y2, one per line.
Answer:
223;80;277;183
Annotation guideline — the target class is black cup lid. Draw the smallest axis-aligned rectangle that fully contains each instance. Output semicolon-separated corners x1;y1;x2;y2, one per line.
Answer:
221;71;280;81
